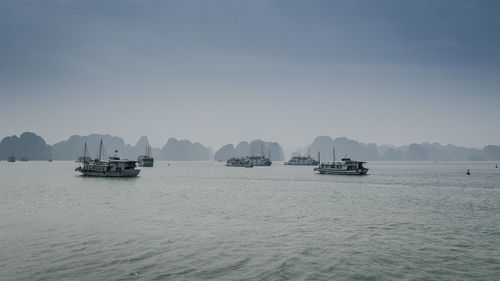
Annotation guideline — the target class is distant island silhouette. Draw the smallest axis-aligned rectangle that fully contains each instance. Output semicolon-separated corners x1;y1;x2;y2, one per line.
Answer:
214;140;285;162
1;132;499;161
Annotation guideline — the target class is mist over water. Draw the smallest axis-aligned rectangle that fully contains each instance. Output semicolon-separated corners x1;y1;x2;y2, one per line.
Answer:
1;161;499;280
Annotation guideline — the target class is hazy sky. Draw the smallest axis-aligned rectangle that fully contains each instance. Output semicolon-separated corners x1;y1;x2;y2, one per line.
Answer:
1;0;499;150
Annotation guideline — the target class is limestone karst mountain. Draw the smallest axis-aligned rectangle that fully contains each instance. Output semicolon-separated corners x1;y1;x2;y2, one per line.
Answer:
0;132;50;160
160;138;211;161
215;140;285;162
214;144;236;161
308;136;379;162
483;145;500;161
0;132;498;162
52;134;129;160
304;136;488;162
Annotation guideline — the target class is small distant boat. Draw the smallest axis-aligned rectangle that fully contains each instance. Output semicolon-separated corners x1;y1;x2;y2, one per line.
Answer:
75;140;140;177
285;148;319;166
313;148;368;175
20;156;28;161
7;155;15;162
244;146;272;166
284;148;320;166
246;155;272;166
466;169;471;175
496;164;498;168
137;145;154;167
285;156;319;166
226;157;253;168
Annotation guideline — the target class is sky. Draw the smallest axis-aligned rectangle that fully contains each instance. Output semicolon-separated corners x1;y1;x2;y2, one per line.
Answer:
1;0;499;150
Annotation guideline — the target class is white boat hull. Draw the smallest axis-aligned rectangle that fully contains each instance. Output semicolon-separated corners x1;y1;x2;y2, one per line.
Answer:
314;167;368;175
75;167;140;177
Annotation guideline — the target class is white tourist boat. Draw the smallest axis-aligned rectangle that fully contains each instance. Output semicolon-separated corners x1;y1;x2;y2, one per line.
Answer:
313;148;368;175
75;140;140;177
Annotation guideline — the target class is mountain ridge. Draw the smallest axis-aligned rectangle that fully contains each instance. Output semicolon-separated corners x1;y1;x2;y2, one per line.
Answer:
1;132;499;161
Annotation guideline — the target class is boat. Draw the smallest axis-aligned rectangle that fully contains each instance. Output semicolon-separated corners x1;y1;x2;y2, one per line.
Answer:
75;140;140;177
246;155;272;166
314;158;369;175
285;156;319;165
20;156;28;161
285;150;320;166
313;148;368;175
226;157;253;168
466;169;471;175
7;155;15;162
137;145;154;167
242;145;272;166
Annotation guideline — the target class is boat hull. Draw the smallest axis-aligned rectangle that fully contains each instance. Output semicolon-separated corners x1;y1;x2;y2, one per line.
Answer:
138;160;154;167
75;167;140;177
314;167;368;175
137;156;154;167
226;164;253;168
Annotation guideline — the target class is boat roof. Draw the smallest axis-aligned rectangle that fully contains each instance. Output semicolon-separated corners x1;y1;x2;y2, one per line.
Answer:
86;159;136;164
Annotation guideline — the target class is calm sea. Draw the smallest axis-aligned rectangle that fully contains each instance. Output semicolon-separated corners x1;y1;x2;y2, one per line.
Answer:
0;161;499;281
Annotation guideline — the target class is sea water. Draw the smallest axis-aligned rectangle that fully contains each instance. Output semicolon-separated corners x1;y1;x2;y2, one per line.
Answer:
0;161;499;280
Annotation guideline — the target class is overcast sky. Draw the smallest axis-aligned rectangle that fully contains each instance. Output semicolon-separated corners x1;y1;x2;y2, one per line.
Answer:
1;0;499;150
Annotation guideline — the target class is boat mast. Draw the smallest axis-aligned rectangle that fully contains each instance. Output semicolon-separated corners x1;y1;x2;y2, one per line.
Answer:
84;142;88;159
98;139;103;161
333;147;336;163
318;151;320;162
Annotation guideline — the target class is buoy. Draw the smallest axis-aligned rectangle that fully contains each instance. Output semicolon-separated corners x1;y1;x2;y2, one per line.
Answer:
466;169;470;175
